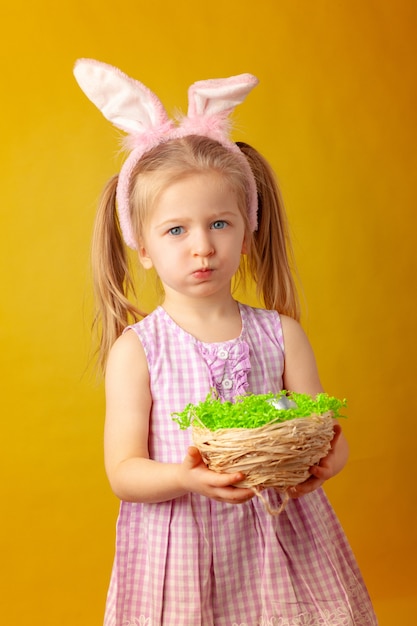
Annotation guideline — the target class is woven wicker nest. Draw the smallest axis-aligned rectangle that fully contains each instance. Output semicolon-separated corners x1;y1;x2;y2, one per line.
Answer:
173;391;346;514
192;411;335;491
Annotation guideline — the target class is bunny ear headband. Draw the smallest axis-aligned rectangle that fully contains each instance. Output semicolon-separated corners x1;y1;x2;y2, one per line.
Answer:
73;58;259;249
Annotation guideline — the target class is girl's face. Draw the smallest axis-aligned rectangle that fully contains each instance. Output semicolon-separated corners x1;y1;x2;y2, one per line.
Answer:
138;172;247;303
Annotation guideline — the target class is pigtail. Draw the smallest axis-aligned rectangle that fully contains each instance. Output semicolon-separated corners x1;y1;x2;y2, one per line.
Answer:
237;142;301;321
91;174;146;371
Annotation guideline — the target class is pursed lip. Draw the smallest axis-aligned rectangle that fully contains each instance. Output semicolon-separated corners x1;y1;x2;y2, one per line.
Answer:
192;267;214;278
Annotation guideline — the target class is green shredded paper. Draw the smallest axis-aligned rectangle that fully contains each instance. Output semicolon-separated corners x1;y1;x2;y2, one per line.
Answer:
172;391;347;431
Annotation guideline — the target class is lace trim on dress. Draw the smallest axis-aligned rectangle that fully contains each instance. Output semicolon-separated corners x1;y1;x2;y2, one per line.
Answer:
198;340;251;400
122;600;377;626
254;606;353;625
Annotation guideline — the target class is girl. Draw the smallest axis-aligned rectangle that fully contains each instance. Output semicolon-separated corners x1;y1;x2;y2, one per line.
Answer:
74;59;378;626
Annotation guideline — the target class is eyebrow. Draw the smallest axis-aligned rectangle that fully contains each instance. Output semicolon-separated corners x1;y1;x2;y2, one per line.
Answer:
155;211;241;229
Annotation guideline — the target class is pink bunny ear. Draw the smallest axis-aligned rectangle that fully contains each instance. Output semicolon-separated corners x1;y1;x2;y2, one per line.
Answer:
180;74;259;232
74;58;176;249
74;60;260;248
187;74;259;118
73;58;170;134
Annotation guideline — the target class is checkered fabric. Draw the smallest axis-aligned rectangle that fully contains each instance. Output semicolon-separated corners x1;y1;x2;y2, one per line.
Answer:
103;304;378;626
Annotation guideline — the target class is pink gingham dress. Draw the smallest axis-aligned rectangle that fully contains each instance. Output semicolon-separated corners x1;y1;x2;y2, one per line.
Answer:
104;304;378;626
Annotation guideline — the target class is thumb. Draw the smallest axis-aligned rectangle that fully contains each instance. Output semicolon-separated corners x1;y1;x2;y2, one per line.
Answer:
183;446;203;469
331;422;342;446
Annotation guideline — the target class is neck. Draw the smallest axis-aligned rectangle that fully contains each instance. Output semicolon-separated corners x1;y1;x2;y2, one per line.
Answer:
161;291;242;343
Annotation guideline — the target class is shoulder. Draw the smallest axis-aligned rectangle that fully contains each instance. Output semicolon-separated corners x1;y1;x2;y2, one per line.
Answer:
124;308;166;358
280;314;314;358
240;303;282;326
280;315;323;395
126;307;162;336
109;326;147;358
105;328;149;392
239;303;284;351
280;314;304;339
240;302;283;331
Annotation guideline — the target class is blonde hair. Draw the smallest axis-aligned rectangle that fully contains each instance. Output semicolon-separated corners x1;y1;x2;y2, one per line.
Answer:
92;135;299;370
237;142;300;318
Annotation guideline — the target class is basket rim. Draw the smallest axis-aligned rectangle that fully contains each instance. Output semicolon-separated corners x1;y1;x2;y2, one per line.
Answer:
191;410;334;435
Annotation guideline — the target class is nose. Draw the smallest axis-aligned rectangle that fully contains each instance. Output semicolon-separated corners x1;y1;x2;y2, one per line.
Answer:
192;228;214;257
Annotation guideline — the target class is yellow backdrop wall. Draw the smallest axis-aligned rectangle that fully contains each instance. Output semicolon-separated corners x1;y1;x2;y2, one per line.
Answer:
1;1;416;624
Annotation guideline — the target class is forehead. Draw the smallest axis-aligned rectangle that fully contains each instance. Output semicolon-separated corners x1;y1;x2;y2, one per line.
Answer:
152;171;240;215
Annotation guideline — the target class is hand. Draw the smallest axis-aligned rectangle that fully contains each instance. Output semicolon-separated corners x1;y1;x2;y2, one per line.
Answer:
178;446;256;504
288;423;345;499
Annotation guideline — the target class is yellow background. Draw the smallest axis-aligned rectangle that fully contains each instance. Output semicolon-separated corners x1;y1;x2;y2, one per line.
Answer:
1;1;416;624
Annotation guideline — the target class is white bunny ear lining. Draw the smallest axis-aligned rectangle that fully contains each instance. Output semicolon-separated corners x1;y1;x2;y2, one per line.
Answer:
74;58;259;248
73;58;172;133
187;74;259;117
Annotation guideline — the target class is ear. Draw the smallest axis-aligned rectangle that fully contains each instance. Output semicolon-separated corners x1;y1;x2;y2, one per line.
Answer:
241;233;249;255
138;241;154;270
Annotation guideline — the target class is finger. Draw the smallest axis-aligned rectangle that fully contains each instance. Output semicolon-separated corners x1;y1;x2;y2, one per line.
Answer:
183;446;203;469
214;486;255;504
211;471;246;488
187;445;201;460
309;464;326;477
289;475;323;498
309;461;333;480
225;471;246;485
184;448;245;486
332;422;342;444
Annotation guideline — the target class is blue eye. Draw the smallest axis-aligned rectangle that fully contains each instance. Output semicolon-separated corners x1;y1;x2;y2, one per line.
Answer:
211;220;227;230
168;226;184;236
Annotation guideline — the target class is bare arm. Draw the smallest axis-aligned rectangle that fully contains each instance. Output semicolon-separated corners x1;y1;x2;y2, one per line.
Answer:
104;330;255;504
280;315;349;495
